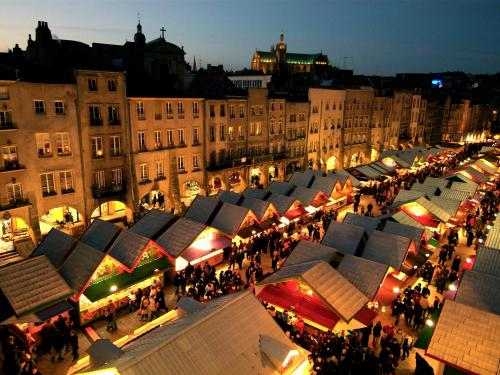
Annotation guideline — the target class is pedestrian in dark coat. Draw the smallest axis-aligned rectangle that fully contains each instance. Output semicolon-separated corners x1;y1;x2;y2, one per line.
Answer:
69;330;79;361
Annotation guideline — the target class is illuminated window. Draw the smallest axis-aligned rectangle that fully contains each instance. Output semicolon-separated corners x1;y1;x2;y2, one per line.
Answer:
40;172;56;196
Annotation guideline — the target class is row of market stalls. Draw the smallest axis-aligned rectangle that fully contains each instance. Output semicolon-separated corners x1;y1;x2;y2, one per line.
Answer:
423;146;500;375
177;170;360;247
0;213;182;332
384;151;499;242
0;204;250;334
253;209;433;334
425;228;500;375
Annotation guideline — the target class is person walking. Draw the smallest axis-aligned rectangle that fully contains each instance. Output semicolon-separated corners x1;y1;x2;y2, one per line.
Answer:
466;230;474;247
69;330;79;362
438;248;447;267
51;329;65;362
401;332;413;360
372;321;382;349
451;255;461;273
139;295;149;321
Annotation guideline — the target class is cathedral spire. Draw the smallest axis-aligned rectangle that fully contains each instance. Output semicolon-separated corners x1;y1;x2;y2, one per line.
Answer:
192;56;197;72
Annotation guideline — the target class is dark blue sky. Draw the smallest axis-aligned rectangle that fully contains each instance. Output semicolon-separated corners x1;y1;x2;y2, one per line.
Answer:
1;0;499;75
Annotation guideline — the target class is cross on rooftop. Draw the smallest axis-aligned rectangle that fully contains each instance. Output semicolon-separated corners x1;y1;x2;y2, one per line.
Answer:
160;27;166;39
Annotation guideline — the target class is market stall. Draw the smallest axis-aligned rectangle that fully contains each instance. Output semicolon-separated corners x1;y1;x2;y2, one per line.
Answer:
215;190;243;205
310;176;349;210
209;202;260;241
321;220;367;256
267;181;296;196
128;209;176;240
266;193;307;224
155;217;231;271
58;235;173;326
239;196;280;230
343;212;381;232
289;171;315;188
336;254;390;301
256;260;373;332
184;195;221;225
0;256;74;337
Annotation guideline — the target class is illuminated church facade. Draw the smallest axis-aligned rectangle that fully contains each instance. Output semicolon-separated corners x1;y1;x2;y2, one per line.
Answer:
251;33;329;74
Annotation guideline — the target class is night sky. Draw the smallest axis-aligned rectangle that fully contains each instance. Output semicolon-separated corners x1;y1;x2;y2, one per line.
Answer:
1;0;499;75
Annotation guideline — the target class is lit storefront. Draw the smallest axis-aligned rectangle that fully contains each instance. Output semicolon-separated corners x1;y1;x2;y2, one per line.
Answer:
155;217;231;271
39;206;83;236
256;261;376;333
183;181;201;207
0;213;32;254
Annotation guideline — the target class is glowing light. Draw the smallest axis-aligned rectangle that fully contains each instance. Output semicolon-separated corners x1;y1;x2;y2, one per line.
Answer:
466;258;472;264
110;285;118;292
393;287;400;294
282;350;299;369
252;230;256;235
92;275;98;280
408;204;427;217
487;225;492;230
154;268;160;273
426;319;434;327
381;306;386;313
448;284;457;291
306;289;313;296
479;238;484;244
413;265;418;269
425;253;430;258
191;238;212;251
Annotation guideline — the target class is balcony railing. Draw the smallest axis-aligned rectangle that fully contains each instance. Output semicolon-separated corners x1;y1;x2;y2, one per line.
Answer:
138;178;152;185
138;145;148;152
42;190;57;197
38;150;53;158
92;181;126;199
177;142;187;148
155;175;166;181
206;151;290;171
0;122;17;130
0;195;31;211
109;119;121;125
0;160;26;172
192;140;201;146
90;118;103;126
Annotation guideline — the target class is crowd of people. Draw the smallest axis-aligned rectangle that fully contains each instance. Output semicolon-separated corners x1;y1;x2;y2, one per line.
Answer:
263;302;423;375
1;315;78;375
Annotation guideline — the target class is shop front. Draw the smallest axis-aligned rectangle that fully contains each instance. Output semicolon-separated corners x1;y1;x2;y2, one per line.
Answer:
77;245;172;326
1;212;33;254
183;181;201;207
156;217;232;272
39;206;84;236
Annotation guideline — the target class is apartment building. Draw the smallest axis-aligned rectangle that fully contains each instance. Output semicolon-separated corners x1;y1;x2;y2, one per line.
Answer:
371;93;395;159
342;88;374;168
128;97;204;212
74;70;132;223
308;88;346;172
0;80;85;250
285;100;308;176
